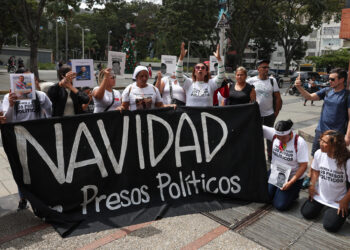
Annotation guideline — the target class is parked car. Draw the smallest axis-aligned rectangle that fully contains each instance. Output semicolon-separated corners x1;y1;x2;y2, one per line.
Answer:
319;74;330;88
247;70;283;88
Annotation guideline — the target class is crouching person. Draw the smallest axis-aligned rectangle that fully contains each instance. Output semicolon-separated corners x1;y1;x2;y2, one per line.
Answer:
263;120;308;211
301;130;350;232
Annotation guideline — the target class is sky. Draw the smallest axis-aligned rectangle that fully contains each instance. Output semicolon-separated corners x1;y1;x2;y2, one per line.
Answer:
80;0;162;9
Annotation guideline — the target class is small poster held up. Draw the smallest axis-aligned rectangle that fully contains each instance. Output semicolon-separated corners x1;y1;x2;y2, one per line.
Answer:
209;56;219;75
268;162;292;189
10;73;35;100
71;59;95;87
108;51;126;77
161;55;177;75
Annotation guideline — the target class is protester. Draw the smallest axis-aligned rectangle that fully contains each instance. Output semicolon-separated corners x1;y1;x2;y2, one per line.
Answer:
304;76;319;106
155;71;186;105
119;66;173;111
47;64;90;116
92;68;121;113
175;42;225;107
294;68;350;188
2;70;52;211
224;66;256;105
247;59;282;162
263;120;308;211
301;130;350;232
81;87;94;113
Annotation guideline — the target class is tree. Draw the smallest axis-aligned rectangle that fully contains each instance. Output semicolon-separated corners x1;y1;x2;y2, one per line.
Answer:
307;49;350;69
3;0;85;79
268;0;344;75
0;5;20;52
84;33;100;59
226;0;278;68
156;0;218;58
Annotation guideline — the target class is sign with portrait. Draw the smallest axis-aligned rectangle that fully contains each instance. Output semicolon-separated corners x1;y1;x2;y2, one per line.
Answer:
108;51;126;77
161;55;177;75
10;73;35;100
71;59;95;87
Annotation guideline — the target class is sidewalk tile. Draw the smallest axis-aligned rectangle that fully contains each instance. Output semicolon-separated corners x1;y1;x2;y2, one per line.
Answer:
2;179;18;195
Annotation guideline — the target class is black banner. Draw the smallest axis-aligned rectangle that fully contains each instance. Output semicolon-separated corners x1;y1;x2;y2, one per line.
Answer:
1;103;269;237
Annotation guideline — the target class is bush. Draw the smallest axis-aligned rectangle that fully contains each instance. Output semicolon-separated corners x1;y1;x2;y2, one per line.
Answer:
38;62;56;70
143;57;161;63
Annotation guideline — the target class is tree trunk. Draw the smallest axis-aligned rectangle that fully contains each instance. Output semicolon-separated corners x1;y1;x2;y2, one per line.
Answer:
30;37;39;80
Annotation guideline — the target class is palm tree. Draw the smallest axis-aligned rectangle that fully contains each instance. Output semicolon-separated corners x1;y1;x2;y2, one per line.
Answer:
84;33;100;59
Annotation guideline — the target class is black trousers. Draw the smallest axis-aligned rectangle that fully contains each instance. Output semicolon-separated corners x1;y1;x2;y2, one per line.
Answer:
301;199;349;232
261;113;276;162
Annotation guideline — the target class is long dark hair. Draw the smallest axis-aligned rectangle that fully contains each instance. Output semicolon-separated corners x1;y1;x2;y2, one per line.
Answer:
321;130;350;169
191;63;211;83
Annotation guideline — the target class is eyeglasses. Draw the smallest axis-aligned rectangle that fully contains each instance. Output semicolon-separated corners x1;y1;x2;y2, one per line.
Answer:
195;66;206;70
260;66;269;69
319;138;328;144
329;77;336;81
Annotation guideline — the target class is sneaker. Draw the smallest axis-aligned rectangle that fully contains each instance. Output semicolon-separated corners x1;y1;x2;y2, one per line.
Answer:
302;177;311;189
17;199;28;211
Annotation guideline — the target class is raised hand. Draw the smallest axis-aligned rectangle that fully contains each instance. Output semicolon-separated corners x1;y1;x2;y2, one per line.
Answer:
213;44;221;61
179;42;187;60
8;89;17;107
294;73;302;87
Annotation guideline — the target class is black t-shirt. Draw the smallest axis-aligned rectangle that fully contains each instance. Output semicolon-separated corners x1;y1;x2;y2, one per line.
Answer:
225;82;254;105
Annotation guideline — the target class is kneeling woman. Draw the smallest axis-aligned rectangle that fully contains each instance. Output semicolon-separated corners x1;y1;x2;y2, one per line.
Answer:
301;130;350;232
263;120;309;211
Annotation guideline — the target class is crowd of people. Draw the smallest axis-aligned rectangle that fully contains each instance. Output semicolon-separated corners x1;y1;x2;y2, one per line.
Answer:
1;43;349;233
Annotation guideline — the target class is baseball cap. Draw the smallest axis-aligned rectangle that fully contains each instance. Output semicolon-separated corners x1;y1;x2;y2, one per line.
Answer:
256;59;270;66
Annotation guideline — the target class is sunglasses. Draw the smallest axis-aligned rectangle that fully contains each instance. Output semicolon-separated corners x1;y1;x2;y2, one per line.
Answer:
260;66;269;69
195;66;206;70
329;77;336;81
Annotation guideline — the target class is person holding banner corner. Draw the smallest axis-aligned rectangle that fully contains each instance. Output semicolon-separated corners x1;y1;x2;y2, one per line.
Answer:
263;120;308;211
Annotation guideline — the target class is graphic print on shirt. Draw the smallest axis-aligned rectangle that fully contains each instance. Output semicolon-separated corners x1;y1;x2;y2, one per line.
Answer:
254;83;271;98
191;86;210;97
319;166;344;183
272;145;293;162
134;94;153;110
17;100;39;114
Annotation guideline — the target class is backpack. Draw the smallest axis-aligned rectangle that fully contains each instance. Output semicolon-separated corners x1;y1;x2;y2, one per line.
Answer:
270;78;282;112
272;133;299;153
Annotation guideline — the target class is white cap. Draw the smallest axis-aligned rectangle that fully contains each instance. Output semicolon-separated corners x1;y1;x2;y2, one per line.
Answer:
132;66;148;80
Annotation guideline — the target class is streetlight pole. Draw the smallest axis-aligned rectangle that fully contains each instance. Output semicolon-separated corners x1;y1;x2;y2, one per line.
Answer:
82;28;84;59
65;20;68;62
107;30;112;52
187;41;190;74
56;20;59;61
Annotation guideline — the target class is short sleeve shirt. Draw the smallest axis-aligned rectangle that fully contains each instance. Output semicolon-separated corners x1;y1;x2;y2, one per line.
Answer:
122;83;163;111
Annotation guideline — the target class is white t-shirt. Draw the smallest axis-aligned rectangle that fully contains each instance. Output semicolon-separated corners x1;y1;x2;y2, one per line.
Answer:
312;149;350;209
263;126;309;180
247;76;279;117
92;87;121;113
63;89;74;116
3;91;52;122
161;77;186;105
122;82;162;111
175;60;225;107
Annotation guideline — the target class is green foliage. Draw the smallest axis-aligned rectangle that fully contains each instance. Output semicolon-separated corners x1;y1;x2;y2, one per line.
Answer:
144;57;160;62
306;49;350;69
38;62;56;70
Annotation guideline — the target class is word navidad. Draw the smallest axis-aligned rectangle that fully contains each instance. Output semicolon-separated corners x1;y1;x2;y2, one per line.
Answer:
14;112;228;185
80;171;241;214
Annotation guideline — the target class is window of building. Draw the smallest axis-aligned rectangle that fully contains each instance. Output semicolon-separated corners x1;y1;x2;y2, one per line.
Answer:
307;41;317;49
277;52;283;57
310;30;317;38
323;26;340;35
308;52;315;57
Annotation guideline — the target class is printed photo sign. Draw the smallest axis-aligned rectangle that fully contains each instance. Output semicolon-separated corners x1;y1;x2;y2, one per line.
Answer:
268;162;292;188
108;51;126;77
71;59;95;87
10;73;35;100
161;55;177;75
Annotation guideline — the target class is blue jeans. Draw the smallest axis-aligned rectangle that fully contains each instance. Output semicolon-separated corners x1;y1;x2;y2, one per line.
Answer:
268;173;303;211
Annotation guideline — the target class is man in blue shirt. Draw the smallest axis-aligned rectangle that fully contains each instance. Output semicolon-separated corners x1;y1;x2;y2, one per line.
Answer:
295;68;350;187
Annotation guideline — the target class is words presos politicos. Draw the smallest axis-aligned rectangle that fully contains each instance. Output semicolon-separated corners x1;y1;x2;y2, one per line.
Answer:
14;112;229;185
80;171;241;214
